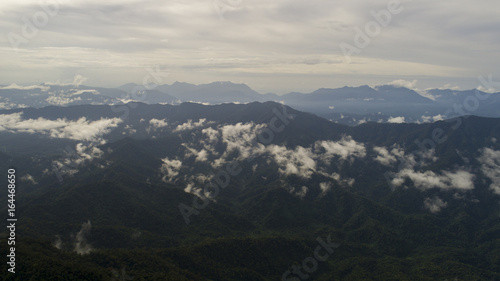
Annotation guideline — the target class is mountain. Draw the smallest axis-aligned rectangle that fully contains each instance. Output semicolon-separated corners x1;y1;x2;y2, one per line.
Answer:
2;82;500;125
118;81;275;104
1;102;500;280
280;85;445;121
427;88;500;118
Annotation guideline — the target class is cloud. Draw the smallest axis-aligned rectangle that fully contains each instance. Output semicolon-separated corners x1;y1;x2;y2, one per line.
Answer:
267;145;316;179
437;84;461;91
379;145;476;192
388;79;418;89
183;144;209;162
319;182;332;197
46;93;82;106
391;168;475;191
160;157;182;182
147;118;169;133
478;148;500;195
288;185;308;199
0;83;50;91
75;143;103;161
421;114;445;123
123;124;136;135
202;127;220;143
184;182;203;198
215;122;266;165
424;197;448;213
314;136;366;162
387;116;405;124
373;146;397;166
149;118;169;128
53;235;63;250
197;122;367;180
476;85;498;94
51;141;106;178
68;89;100;97
0;101;28;110
174;119;209;132
2;0;499;93
20;174;37;184
74;220;92;255
324;173;354;187
0;112;122;141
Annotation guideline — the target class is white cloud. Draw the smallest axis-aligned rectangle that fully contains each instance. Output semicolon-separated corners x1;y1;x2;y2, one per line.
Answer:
215;122;266;165
147;118;169;133
314;136;366;162
174;118;209;132
478;148;500;195
325;173;354;187
267;144;316;179
288;185;308;199
184;182;203;198
202;127;220;143
160;157;182;182
437;84;461;91
319;182;332;197
476;85;498;94
387;116;405;124
0;83;50;91
0;101;28;110
123;124;136;135
74;220;92;255
20;174;37;184
421;114;445;123
424;197;448;213
391;168;475;191
183;144;209;162
149;118;169;128
388;79;418;89
75;143;103;162
0;112;122;141
51;141;106;178
46;93;82;106
1;0;499;93
373;146;397;166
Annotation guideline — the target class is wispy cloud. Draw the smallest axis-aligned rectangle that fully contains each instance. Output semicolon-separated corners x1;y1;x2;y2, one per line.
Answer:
74;220;92;255
387;116;405;124
173;119;210;132
424;196;448;213
478;148;500;195
160;157;182;183
0;112;122;141
391;169;475;191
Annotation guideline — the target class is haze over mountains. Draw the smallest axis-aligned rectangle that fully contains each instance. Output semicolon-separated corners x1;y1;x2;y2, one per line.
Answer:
1;81;499;125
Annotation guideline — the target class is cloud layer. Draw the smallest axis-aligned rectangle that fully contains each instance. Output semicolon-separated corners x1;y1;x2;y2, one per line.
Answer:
1;0;499;93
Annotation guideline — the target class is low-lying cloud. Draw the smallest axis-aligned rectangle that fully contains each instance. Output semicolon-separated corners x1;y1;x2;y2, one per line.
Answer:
424;196;448;213
478;148;500;195
0;112;122;141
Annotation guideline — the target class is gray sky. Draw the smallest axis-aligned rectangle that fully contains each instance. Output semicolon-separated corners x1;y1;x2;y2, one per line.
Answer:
1;0;499;94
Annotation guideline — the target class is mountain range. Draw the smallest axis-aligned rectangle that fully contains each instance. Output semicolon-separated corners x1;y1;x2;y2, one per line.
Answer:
1;101;500;280
2;81;499;125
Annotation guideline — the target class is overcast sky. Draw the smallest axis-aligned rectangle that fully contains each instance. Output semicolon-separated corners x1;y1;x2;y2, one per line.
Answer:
1;0;499;94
